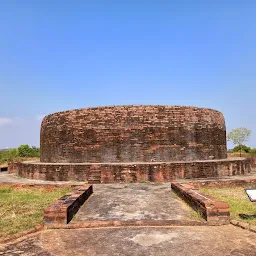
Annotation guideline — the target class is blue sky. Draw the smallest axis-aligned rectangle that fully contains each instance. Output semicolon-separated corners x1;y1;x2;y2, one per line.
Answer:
0;1;255;149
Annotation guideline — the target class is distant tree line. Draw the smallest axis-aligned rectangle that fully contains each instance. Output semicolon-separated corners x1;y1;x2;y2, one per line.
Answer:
228;145;256;154
0;145;40;163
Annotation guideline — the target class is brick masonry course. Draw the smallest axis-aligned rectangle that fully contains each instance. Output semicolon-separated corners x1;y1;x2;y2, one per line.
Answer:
182;178;256;189
228;153;256;169
171;182;230;224
9;105;253;182
44;184;93;225
40;105;227;163
9;158;252;182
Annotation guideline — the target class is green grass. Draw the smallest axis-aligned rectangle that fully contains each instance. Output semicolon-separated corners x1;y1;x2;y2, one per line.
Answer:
189;209;205;221
201;186;256;225
0;185;71;238
139;180;150;184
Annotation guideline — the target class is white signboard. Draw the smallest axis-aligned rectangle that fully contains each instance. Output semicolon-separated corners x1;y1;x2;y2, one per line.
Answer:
245;189;256;202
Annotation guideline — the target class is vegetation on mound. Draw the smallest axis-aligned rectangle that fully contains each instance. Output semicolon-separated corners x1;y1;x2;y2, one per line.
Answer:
0;185;71;238
228;144;256;155
0;144;40;164
201;187;256;225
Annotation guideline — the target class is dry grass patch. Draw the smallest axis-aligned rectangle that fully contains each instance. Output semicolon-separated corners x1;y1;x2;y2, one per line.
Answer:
0;185;71;238
201;186;256;225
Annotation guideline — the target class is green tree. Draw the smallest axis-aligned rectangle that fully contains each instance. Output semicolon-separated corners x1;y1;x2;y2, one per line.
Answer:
232;145;251;153
0;150;9;163
7;148;19;161
250;148;256;154
0;145;40;163
227;128;251;157
31;146;40;157
18;144;32;157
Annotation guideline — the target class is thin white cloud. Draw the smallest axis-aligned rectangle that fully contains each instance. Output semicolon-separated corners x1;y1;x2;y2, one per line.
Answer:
0;117;12;127
36;114;46;121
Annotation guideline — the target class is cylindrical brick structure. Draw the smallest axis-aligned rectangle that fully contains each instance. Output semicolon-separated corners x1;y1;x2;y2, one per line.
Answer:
40;105;227;163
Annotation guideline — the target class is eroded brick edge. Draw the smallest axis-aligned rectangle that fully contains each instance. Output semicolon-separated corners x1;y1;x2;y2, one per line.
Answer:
8;158;252;183
44;184;93;225
171;182;230;225
47;219;208;229
0;225;44;245
230;220;256;233
183;179;256;188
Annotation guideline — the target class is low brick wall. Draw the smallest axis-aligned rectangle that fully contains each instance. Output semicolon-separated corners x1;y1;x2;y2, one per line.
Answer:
185;179;256;189
228;153;256;168
9;158;251;183
7;162;18;174
171;183;230;224
44;185;93;225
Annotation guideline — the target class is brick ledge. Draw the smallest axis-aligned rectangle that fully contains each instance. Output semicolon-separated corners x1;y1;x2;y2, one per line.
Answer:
231;220;256;233
171;182;230;225
44;185;93;225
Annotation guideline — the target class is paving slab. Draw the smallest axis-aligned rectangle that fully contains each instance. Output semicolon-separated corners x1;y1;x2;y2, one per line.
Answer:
71;183;199;223
1;225;256;256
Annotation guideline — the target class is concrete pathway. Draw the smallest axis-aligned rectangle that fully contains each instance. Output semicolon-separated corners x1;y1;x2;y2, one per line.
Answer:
1;225;256;256
71;183;199;223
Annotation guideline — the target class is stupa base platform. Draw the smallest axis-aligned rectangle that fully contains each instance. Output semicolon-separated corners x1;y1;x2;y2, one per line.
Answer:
8;158;252;183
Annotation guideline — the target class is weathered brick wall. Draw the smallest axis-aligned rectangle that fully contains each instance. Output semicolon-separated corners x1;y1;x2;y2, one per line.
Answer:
171;182;230;224
228;153;256;169
8;162;19;174
14;158;251;183
41;105;227;163
183;179;256;189
44;185;93;225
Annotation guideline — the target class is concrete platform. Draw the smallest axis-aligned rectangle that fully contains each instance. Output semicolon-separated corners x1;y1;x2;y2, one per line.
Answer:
71;183;199;224
1;225;256;255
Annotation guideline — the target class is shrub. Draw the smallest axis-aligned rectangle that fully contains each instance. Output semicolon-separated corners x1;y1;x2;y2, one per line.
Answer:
18;145;40;158
232;145;251;153
7;148;19;161
18;144;32;157
0;145;40;163
250;148;256;154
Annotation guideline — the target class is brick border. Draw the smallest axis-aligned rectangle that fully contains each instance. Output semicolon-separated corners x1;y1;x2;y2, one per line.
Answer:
47;219;207;229
9;158;252;183
171;182;230;225
0;183;80;189
44;185;93;225
0;225;44;245
181;178;256;189
230;220;256;233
